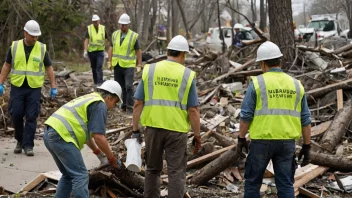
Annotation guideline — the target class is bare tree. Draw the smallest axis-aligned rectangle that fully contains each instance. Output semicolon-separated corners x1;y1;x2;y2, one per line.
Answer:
249;0;257;21
176;0;190;39
259;0;267;30
267;0;295;68
148;0;158;43
217;0;226;53
345;0;352;38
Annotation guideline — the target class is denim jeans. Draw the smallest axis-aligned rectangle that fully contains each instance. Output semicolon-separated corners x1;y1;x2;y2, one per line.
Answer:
9;85;41;149
44;126;89;198
88;51;104;85
113;64;135;110
244;140;296;198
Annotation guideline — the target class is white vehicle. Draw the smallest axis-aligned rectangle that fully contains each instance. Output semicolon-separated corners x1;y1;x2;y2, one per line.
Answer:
299;13;349;42
206;26;258;51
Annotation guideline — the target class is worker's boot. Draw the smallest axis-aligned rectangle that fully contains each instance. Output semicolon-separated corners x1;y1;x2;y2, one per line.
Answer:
24;148;34;156
14;142;22;154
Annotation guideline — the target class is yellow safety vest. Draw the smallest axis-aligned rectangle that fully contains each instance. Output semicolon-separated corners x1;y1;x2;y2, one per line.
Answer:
249;72;304;140
87;24;105;52
10;40;46;88
140;60;196;132
111;29;138;68
45;92;105;149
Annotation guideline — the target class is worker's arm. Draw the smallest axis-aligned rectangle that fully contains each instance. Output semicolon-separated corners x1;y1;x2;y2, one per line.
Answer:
86;137;99;152
108;46;113;63
92;133;114;159
133;99;144;131
136;49;142;66
302;124;311;145
188;106;200;138
239;120;250;138
0;62;11;84
84;38;89;52
45;66;57;88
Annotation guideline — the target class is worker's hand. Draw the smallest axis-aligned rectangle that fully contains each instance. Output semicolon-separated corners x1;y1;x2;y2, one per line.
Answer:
0;84;4;96
131;130;143;144
236;136;249;157
298;144;311;167
50;88;57;99
107;62;112;71
192;135;202;155
93;149;109;165
83;50;88;59
108;156;121;170
136;64;143;72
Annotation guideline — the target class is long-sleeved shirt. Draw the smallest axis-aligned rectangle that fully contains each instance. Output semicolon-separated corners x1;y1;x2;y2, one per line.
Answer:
240;68;311;127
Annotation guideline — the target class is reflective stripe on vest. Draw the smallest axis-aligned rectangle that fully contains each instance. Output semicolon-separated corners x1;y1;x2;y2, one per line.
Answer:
254;75;301;118
145;63;191;111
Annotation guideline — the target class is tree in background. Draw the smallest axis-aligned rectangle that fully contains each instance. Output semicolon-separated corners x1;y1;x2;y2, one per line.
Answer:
267;0;295;68
259;0;267;30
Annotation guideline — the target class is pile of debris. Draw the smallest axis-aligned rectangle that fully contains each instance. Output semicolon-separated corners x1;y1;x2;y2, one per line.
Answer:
2;34;352;197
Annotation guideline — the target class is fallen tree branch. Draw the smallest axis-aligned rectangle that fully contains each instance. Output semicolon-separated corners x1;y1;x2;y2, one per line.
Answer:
310;152;352;172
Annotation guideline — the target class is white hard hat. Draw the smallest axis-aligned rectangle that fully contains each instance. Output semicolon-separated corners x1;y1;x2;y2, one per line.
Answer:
118;13;131;24
256;41;283;62
167;35;189;53
234;23;244;29
92;14;100;21
24;20;41;36
97;80;122;103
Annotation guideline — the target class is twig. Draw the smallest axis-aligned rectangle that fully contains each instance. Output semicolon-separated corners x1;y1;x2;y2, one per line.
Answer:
111;175;143;198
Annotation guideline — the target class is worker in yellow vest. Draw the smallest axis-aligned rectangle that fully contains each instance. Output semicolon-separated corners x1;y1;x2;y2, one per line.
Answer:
84;14;108;86
0;20;57;156
108;13;142;115
132;35;201;198
237;41;312;198
44;80;122;198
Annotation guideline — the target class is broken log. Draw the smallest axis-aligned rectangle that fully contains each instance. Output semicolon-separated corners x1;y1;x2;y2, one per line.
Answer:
211;131;234;147
212;58;256;82
310;152;352;172
306;78;352;100
342;49;352;58
187;145;235;169
190;148;240;185
333;43;352;55
320;100;352;152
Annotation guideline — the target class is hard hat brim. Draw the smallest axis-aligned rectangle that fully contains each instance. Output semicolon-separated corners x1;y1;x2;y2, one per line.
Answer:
119;21;130;25
24;27;41;36
166;47;190;53
96;86;123;104
92;19;100;21
256;54;283;62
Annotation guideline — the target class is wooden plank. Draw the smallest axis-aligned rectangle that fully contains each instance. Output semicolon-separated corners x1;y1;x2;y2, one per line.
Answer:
106;188;118;198
294;166;329;189
294;164;319;180
306;78;352;100
187;145;235;169
212;58;256;82
20;174;46;193
311;121;332;137
199;85;221;105
337;89;344;110
298;187;320;198
106;126;132;135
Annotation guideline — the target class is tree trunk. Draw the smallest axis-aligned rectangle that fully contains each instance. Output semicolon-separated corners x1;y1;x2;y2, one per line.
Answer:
167;0;172;42
310;152;352;172
211;131;234;147
136;0;145;34
320;100;352;152
346;0;352;38
148;0;157;43
259;0;266;30
267;0;295;68
172;0;179;37
141;0;151;43
190;149;240;185
217;0;226;53
306;78;352;101
176;0;190;39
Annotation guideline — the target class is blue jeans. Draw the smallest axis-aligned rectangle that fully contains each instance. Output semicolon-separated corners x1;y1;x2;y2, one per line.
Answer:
44;126;89;198
113;64;135;110
9;85;41;149
88;51;104;85
244;140;296;198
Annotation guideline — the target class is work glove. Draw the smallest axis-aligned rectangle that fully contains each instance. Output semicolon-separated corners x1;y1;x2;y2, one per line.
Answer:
0;84;3;96
131;130;143;144
50;88;57;99
108;156;122;170
236;136;249;157
107;62;112;71
83;50;88;59
192;135;202;155
298;144;311;167
93;149;109;165
136;64;143;73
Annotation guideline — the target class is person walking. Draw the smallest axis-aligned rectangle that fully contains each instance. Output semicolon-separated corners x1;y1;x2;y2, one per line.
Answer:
108;13;142;114
0;20;57;156
84;14;107;86
237;41;312;198
44;80;122;198
132;35;201;198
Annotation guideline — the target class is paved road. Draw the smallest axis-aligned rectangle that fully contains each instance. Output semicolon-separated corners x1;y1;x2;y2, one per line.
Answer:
0;137;100;193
